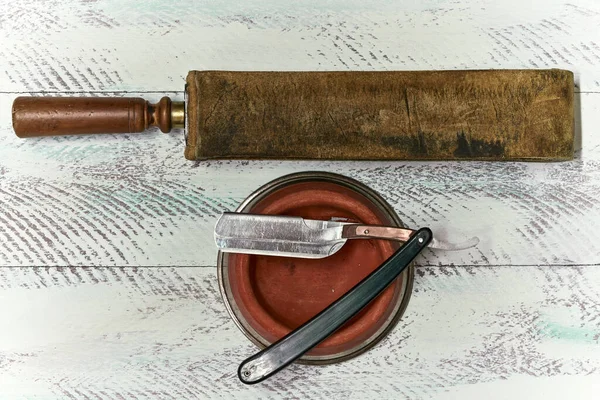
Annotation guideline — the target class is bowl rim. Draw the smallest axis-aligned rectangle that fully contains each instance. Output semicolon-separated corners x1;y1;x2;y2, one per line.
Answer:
216;171;414;365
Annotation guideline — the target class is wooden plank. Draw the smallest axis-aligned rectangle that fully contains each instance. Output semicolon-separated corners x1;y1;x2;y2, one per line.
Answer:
0;94;599;266
1;1;599;398
0;266;598;398
0;0;599;93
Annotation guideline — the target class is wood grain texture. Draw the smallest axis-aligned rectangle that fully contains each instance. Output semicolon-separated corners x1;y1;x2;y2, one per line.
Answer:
0;92;598;266
1;0;600;397
12;96;182;137
185;69;574;161
0;266;598;399
1;0;600;93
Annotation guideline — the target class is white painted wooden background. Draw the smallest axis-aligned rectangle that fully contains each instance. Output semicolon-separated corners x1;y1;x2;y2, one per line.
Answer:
1;0;599;398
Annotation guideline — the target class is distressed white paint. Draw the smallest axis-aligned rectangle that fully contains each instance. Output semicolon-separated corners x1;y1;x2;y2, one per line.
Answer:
1;0;600;91
0;0;600;398
0;266;599;399
0;93;600;266
0;93;599;266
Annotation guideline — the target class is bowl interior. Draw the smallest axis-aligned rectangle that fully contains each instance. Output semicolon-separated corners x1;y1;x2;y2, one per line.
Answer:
220;178;411;362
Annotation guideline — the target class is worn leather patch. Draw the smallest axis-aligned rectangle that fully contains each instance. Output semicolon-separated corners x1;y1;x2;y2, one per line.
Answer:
185;70;574;161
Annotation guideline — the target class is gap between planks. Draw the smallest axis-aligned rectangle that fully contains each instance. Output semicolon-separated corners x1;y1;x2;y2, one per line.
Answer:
0;264;599;268
0;91;185;95
0;90;595;94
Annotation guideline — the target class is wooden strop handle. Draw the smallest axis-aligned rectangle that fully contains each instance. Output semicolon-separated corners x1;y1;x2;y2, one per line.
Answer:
12;96;184;138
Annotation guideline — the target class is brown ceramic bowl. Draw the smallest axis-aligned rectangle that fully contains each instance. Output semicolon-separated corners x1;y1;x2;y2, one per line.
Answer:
217;171;414;364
